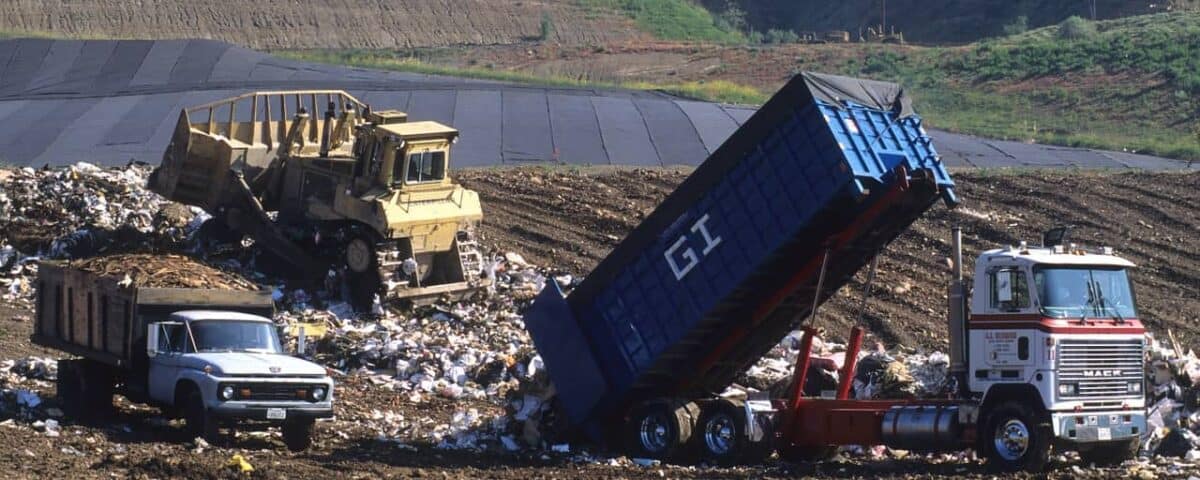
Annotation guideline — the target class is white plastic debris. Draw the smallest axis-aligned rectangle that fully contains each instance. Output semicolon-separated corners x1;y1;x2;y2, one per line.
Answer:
42;419;60;437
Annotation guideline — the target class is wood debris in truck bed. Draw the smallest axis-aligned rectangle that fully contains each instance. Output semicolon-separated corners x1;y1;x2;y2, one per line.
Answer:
67;254;260;291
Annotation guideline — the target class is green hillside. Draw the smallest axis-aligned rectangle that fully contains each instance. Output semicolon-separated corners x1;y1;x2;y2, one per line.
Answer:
698;0;1198;44
829;13;1200;159
288;13;1200;160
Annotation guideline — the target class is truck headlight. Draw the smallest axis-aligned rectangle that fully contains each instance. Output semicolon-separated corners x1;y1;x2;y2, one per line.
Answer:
311;386;327;401
220;385;235;401
1128;382;1142;394
1058;383;1076;396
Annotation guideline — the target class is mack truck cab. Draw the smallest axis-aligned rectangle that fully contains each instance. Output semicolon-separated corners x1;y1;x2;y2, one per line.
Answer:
961;235;1145;469
754;229;1147;473
146;311;334;450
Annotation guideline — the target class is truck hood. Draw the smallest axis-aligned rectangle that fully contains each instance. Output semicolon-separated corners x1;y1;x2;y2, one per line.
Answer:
182;352;328;377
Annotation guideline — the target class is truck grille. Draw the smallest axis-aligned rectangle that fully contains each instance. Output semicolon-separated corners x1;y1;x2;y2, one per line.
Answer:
234;383;321;402
1057;339;1143;399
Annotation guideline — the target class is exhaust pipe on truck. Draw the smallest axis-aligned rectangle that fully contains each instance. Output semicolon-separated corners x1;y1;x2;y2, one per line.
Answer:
947;227;968;395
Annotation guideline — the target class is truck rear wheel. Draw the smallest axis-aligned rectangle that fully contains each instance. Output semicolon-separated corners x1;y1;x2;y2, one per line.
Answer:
282;418;315;451
1078;437;1139;466
625;401;699;462
981;401;1051;473
56;359;114;421
695;399;748;465
184;389;219;443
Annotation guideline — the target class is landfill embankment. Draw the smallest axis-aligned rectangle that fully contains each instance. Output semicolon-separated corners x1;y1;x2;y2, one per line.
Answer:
0;164;1197;479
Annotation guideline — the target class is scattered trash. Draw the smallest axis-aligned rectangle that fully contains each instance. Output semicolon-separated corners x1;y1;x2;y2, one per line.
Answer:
226;454;254;473
40;419;60;437
631;458;661;467
15;389;42;409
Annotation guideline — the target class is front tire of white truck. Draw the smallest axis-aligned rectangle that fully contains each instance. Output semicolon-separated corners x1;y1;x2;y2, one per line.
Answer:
282;418;315;452
981;401;1052;473
183;389;219;444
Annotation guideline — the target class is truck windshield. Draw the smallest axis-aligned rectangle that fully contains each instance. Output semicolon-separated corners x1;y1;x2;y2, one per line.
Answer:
1034;267;1138;319
190;321;282;354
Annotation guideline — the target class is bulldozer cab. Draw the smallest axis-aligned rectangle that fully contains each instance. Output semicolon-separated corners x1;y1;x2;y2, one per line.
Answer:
352;121;459;196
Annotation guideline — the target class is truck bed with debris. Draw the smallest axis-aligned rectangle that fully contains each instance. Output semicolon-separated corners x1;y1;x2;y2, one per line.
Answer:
32;255;270;368
523;72;957;438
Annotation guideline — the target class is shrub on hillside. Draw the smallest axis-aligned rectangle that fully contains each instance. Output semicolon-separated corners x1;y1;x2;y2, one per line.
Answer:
766;28;799;44
1003;15;1029;36
540;12;555;41
1058;16;1097;40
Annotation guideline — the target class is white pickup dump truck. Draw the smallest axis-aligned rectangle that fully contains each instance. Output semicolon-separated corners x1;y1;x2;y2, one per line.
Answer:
33;263;334;450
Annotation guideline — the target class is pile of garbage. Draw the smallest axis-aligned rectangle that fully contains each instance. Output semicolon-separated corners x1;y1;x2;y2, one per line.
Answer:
271;253;569;451
0;356;61;431
740;330;953;401
0;163;203;303
1143;331;1200;460
0;162;196;255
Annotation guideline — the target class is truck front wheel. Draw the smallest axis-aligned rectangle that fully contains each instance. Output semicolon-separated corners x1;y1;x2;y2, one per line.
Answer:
282;418;315;451
184;389;219;443
1078;437;1139;466
981;401;1051;473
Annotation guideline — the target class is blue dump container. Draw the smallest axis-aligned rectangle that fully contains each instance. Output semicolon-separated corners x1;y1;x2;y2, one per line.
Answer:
523;72;958;439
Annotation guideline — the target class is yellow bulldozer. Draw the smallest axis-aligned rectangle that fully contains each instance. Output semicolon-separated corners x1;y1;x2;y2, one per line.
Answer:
149;91;487;308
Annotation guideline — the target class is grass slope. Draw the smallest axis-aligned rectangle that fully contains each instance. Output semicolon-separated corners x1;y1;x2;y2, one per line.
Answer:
836;13;1200;160
278;50;765;105
576;0;742;43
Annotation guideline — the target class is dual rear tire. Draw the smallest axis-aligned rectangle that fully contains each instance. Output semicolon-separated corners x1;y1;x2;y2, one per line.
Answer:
624;399;773;465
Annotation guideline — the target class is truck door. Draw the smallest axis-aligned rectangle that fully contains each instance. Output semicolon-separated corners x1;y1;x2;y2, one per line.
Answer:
148;322;187;404
982;266;1035;369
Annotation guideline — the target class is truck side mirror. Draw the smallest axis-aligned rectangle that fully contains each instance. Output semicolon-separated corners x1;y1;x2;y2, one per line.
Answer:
147;324;160;358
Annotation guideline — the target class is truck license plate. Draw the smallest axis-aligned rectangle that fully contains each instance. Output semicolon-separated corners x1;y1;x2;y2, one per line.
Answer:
1098;427;1111;441
267;408;287;420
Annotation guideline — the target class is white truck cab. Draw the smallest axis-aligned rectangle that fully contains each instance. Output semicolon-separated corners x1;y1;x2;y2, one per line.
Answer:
966;242;1145;464
147;310;334;450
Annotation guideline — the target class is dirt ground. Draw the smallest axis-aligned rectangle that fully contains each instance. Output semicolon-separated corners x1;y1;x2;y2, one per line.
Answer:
0;0;643;49
0;167;1197;479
